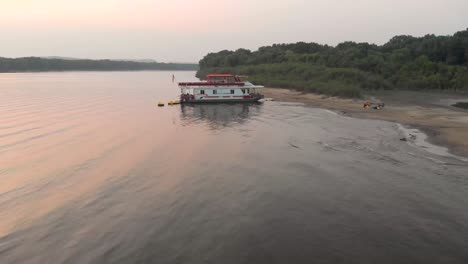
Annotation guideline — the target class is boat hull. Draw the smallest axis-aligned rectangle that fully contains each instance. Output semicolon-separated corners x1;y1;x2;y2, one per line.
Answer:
181;97;263;104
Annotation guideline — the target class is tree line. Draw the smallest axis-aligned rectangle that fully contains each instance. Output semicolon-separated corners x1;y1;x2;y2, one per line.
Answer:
197;28;468;97
0;57;198;72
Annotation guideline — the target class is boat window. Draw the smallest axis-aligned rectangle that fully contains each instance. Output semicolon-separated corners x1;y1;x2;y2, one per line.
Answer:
213;90;217;94
241;89;245;94
246;89;250;94
231;90;235;94
200;90;205;95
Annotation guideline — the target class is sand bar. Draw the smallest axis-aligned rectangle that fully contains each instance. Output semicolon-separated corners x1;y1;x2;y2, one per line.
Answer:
262;88;468;158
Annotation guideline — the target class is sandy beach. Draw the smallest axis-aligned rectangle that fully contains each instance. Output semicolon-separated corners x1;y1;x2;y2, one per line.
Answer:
262;88;468;158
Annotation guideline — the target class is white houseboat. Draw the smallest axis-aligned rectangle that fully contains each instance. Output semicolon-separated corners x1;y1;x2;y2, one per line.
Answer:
178;74;264;103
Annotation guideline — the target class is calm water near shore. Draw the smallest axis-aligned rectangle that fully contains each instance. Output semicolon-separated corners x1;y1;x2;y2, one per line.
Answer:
0;71;467;263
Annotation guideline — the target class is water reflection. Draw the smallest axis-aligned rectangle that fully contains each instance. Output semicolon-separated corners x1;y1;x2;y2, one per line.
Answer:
180;103;262;130
2;72;468;264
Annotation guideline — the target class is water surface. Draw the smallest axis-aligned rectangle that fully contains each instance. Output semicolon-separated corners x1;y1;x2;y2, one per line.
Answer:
0;71;467;263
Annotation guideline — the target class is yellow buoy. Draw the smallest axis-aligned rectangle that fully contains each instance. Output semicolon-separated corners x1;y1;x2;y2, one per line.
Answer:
168;100;180;105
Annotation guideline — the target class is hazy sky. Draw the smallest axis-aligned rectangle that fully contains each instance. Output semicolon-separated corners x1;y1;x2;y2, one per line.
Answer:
1;0;467;62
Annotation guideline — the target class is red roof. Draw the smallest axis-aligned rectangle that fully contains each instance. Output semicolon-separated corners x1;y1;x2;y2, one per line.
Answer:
206;74;234;78
179;82;245;87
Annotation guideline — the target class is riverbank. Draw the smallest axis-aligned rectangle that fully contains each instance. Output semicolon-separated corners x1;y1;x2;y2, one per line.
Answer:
0;57;198;72
262;88;468;158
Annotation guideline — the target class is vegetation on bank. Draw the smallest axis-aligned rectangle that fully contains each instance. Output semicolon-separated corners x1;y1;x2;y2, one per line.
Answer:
0;57;198;72
197;28;468;98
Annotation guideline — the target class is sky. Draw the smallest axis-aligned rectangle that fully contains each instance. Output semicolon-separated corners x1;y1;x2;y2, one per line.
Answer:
1;0;467;63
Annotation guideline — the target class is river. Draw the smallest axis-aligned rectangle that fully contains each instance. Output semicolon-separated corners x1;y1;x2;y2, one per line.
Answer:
0;71;467;263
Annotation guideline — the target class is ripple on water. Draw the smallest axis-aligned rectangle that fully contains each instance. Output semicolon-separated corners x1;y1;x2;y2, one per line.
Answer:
0;72;467;264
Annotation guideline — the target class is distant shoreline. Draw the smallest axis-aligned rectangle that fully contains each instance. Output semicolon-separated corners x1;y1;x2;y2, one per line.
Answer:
0;57;198;73
262;87;468;158
0;69;197;73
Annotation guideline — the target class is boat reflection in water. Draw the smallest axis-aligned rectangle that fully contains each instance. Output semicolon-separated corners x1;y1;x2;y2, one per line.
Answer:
180;103;263;130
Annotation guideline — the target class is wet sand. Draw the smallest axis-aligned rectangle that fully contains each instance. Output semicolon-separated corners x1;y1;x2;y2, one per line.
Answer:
262;88;468;158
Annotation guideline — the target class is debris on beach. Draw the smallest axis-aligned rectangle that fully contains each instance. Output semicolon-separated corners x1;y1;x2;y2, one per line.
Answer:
363;101;385;110
400;134;417;142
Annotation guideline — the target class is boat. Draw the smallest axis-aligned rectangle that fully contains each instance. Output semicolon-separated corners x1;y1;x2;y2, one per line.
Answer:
178;74;264;103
